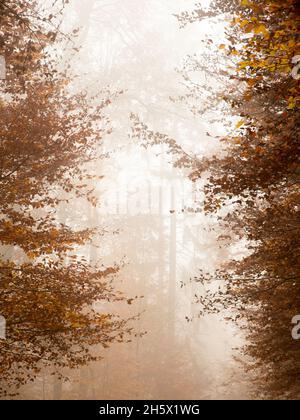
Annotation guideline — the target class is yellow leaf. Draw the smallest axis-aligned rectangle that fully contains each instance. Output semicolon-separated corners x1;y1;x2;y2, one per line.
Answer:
235;120;245;129
238;61;250;69
240;20;250;28
27;252;36;260
253;24;269;37
288;97;296;110
230;48;239;56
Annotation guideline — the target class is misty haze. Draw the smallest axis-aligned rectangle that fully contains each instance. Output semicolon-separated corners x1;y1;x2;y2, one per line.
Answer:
0;0;299;402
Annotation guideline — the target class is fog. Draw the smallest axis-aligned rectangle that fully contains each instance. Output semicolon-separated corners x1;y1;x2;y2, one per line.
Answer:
19;0;250;400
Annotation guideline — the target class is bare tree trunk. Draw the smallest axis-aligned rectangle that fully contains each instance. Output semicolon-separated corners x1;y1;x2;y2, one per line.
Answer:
168;187;176;343
53;376;62;400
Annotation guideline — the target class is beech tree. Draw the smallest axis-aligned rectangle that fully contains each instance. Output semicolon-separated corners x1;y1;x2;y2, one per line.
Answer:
0;0;131;397
132;0;300;399
179;0;300;400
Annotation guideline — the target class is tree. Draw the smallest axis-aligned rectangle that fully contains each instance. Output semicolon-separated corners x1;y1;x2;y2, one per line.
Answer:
131;0;300;399
0;0;131;397
182;0;300;400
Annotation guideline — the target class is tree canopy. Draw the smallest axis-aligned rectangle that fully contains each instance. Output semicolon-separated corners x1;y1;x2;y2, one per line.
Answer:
132;0;300;399
0;0;132;397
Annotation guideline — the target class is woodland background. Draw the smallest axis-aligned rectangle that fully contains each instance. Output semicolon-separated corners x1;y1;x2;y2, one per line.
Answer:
0;0;299;400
